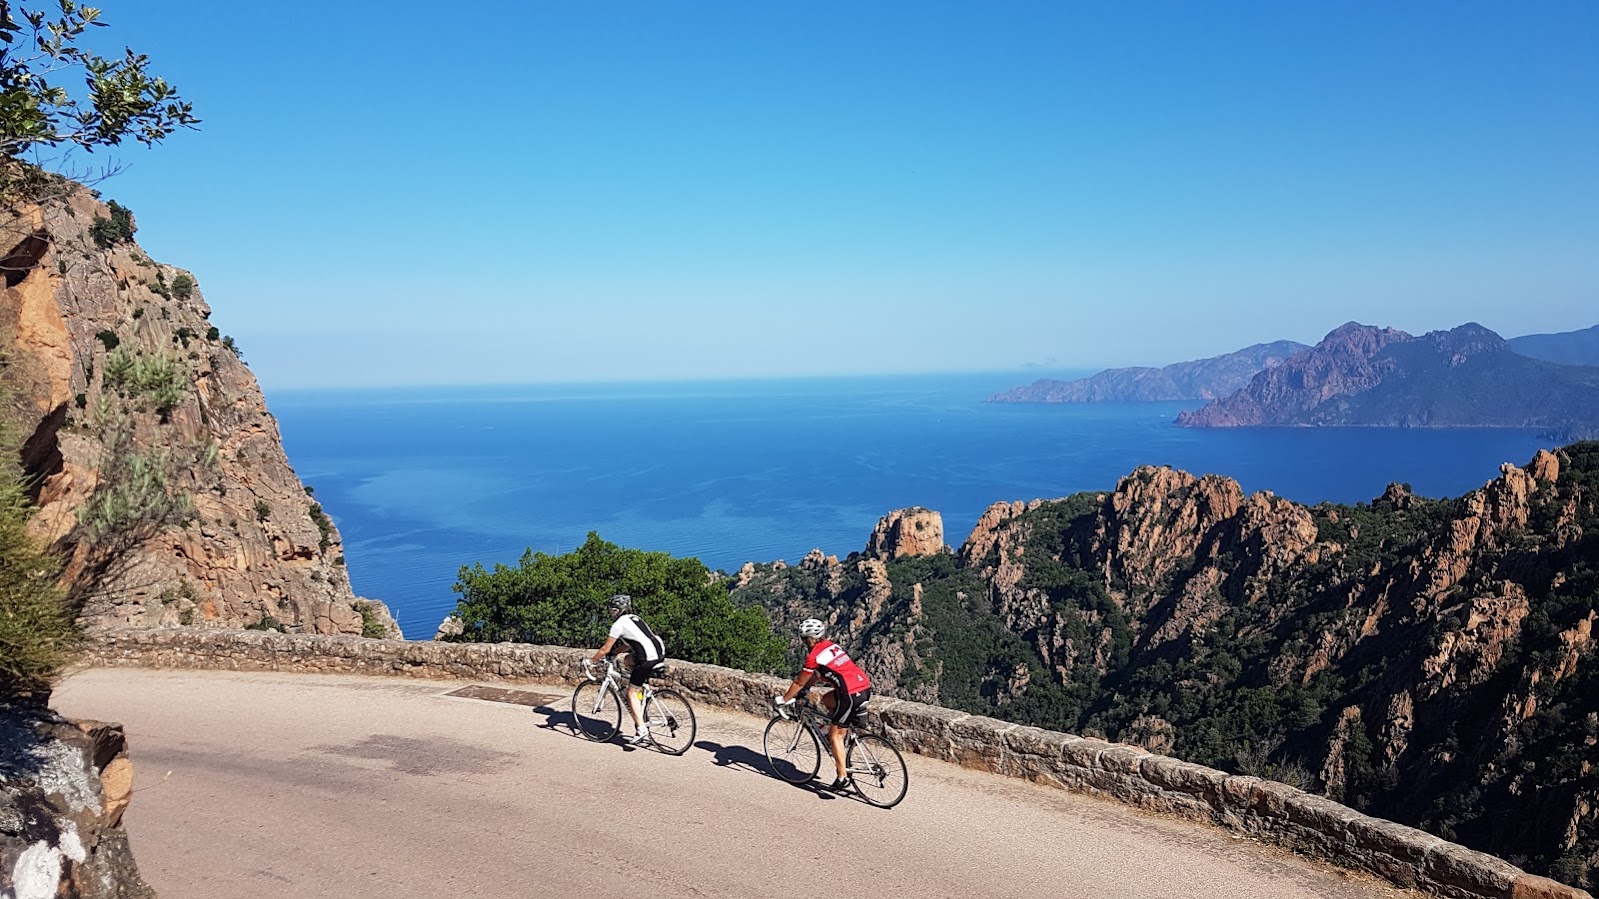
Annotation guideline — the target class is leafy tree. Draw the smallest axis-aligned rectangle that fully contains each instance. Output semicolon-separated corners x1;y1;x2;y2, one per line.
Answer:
449;531;786;672
1;0;198;200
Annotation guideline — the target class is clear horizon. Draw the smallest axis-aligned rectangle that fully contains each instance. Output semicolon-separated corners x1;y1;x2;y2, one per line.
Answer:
59;1;1599;390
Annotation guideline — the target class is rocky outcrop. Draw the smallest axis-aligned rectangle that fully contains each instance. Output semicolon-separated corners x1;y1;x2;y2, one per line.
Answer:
0;187;397;636
864;507;945;559
1176;322;1599;436
992;340;1309;403
1;703;152;898
730;441;1599;889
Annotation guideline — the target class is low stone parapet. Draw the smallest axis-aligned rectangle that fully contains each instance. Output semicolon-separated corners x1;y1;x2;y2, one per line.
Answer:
83;628;1590;899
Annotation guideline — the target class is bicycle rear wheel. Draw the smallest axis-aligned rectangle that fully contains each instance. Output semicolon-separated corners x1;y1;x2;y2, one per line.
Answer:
762;716;822;784
643;689;697;755
847;734;908;808
571;681;621;742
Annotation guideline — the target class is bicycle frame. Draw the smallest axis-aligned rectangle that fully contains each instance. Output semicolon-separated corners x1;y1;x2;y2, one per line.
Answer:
781;694;875;776
583;658;659;710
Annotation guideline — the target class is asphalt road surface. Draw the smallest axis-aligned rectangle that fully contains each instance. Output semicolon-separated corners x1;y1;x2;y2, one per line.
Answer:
52;668;1413;899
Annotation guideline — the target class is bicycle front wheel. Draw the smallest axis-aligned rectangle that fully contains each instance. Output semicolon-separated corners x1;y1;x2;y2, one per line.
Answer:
644;689;697;755
571;681;621;742
762;716;822;784
847;734;908;808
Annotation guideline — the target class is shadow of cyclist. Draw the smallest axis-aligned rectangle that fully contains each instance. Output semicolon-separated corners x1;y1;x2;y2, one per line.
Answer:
528;703;659;753
530;703;586;738
694;739;835;798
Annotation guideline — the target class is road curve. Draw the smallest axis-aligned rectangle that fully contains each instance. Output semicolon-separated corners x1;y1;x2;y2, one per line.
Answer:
52;669;1411;899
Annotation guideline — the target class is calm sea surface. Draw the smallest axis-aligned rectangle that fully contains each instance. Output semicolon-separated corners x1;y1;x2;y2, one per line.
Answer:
270;373;1553;638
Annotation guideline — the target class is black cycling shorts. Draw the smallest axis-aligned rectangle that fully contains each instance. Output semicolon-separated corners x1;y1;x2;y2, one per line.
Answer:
828;688;871;726
627;658;662;687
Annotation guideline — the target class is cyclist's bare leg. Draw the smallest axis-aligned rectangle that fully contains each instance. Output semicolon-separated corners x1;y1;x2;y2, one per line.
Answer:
818;691;849;781
827;723;850;781
618;652;646;734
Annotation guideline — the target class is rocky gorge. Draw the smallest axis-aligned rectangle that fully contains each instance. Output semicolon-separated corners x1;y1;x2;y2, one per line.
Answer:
730;443;1599;888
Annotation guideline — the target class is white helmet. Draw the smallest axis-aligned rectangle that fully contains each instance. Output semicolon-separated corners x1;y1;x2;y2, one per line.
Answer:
798;618;825;638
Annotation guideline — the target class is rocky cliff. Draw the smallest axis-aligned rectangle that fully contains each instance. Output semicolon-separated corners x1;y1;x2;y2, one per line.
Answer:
730;443;1599;888
0;185;397;636
991;340;1309;403
1176;322;1599;437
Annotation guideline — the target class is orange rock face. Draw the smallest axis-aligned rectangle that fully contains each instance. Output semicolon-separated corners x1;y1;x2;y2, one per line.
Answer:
865;507;946;559
0;187;397;636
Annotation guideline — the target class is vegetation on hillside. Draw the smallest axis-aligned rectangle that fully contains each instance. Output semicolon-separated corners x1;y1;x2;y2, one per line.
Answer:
447;532;786;672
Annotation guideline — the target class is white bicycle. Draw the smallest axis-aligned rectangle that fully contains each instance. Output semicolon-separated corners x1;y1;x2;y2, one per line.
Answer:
573;657;697;755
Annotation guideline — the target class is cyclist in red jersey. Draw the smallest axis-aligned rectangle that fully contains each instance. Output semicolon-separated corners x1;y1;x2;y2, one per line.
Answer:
775;618;873;791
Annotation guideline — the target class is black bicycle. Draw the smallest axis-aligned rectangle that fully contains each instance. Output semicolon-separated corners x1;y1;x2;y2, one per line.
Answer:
762;691;908;808
572;657;697;755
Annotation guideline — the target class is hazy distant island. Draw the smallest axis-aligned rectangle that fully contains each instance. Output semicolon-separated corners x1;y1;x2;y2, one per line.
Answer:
1176;321;1599;438
991;340;1310;403
1509;322;1599;367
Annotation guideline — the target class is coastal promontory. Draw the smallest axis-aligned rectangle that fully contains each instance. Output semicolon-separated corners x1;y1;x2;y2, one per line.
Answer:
1175;322;1599;436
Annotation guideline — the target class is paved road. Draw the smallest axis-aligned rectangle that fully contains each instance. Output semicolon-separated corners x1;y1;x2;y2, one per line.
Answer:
53;669;1411;899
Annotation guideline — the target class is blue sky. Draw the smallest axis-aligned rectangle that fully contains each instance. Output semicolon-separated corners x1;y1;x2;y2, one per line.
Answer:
71;1;1599;388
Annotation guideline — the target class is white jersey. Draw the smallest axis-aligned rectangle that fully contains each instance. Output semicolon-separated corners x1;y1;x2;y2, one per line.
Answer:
608;614;664;662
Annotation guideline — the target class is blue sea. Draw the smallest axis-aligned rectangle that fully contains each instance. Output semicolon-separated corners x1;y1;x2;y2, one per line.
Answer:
270;373;1554;638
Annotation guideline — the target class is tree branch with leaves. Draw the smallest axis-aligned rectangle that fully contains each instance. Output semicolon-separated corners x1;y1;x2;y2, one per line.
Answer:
0;0;197;199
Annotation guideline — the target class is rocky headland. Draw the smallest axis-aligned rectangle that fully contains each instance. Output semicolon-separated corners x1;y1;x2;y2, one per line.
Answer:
731;443;1599;887
991;340;1309;403
1176;322;1599;438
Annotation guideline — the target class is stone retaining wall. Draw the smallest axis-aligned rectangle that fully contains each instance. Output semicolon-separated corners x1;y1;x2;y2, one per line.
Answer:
85;628;1589;899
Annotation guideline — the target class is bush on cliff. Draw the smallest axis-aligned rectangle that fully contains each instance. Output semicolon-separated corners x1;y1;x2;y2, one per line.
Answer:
0;415;74;700
448;532;786;672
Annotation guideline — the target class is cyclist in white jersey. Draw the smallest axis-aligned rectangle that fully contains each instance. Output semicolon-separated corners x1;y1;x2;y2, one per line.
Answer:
585;594;666;746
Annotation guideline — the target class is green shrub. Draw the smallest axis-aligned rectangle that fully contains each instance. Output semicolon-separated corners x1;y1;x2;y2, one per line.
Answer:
254;500;270;521
101;348;186;420
308;503;333;551
77;448;192;543
170;273;195;300
450;531;785;672
356;602;386;639
205;325;219;341
88;201;136;248
0;393;75;698
245;616;286;633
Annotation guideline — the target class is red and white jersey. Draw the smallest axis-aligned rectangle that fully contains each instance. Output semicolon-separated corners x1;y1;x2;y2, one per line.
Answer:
803;639;871;695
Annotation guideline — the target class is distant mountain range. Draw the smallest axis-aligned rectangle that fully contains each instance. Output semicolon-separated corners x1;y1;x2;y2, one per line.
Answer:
1509;323;1599;367
990;340;1310;403
1175;322;1599;437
